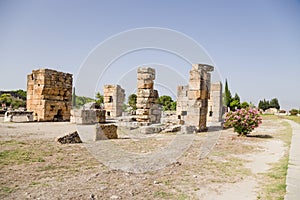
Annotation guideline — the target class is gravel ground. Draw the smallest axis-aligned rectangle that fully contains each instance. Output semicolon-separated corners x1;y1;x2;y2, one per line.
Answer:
0;118;288;199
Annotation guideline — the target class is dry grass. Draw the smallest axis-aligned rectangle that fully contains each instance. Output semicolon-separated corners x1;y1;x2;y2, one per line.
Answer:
257;120;292;200
0;139;99;198
0;116;292;199
285;115;300;124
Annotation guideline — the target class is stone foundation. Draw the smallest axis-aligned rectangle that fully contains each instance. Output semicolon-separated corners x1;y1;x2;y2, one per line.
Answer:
4;111;33;122
70;109;106;124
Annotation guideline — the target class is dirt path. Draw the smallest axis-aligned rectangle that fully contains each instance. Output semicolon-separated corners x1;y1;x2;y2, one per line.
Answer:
0;117;289;199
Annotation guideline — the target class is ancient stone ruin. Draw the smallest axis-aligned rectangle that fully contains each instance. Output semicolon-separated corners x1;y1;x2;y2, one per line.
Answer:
136;67;161;124
56;131;82;144
103;84;125;118
70;108;106;124
176;64;214;131
27;69;72;121
207;82;223;123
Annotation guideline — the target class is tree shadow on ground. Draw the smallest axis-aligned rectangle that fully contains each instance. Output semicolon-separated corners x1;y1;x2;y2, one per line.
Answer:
246;134;273;139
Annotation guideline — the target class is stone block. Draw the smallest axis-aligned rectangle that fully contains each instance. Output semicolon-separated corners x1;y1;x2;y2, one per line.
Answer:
95;124;118;140
181;125;196;134
56;131;82;144
139;126;162;134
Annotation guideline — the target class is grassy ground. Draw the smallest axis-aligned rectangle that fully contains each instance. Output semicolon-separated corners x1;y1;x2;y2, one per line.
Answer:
285;115;300;124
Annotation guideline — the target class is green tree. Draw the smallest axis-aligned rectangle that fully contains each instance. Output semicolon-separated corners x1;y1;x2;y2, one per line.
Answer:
128;94;137;110
170;101;177;111
95;92;104;106
11;99;26;109
158;95;175;111
269;98;280;110
229;100;240;111
233;93;240;102
258;99;270;111
289;109;298;116
229;93;241;110
240;101;250;109
0;94;13;106
13;89;27;100
224;79;232;108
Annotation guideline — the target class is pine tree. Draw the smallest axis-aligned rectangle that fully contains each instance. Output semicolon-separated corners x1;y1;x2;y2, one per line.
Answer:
270;98;280;110
224;79;232;108
72;87;76;107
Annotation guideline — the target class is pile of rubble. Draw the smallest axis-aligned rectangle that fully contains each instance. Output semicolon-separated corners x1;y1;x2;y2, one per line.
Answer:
56;131;82;144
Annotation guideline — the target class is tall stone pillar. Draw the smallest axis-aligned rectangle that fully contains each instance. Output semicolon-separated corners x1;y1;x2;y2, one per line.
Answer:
207;82;223;123
185;64;214;131
136;67;160;124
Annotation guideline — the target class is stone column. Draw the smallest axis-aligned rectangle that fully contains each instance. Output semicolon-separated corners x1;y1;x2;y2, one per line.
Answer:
103;85;125;118
207;82;223;123
136;67;160;124
185;64;214;131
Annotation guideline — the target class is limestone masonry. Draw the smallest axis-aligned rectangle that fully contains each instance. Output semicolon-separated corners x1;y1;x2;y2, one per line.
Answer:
27;69;72;121
103;84;125;118
207;82;223;123
177;64;214;131
136;67;161;124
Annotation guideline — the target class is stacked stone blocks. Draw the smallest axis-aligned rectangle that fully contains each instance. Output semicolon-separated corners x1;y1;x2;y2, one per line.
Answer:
207;82;223;122
103;85;125;118
27;69;72;121
136;67;161;124
176;64;214;131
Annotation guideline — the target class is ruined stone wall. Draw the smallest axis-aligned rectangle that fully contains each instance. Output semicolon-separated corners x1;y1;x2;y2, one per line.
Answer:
27;69;72;121
176;85;189;121
176;64;214;131
103;85;125;117
70;109;106;124
207;82;223;123
136;67;161;124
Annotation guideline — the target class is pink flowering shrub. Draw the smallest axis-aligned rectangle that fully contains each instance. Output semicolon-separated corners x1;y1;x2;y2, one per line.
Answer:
224;108;262;136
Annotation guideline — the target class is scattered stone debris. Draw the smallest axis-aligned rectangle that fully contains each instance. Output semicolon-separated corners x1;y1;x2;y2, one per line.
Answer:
56;131;82;144
162;125;181;133
139;125;162;134
181;125;196;134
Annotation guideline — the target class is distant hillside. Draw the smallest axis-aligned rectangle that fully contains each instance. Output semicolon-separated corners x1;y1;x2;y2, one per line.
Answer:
75;95;95;107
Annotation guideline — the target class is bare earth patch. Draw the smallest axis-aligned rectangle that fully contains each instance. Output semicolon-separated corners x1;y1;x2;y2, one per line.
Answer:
0;117;290;199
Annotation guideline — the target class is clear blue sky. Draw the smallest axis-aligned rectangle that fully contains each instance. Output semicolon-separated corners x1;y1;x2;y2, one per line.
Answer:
0;0;299;110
